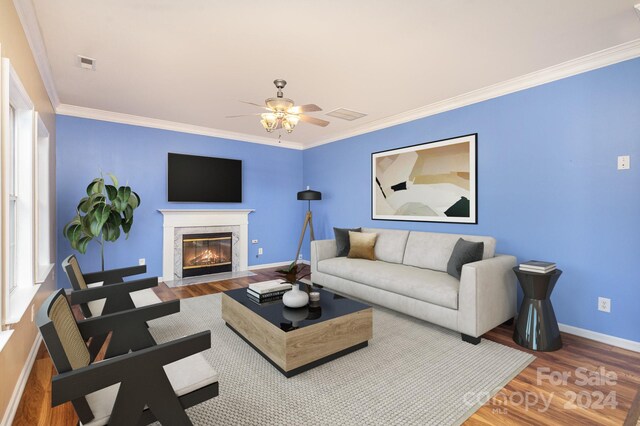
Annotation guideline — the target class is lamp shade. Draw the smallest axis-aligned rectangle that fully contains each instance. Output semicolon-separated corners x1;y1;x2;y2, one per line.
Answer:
297;189;322;201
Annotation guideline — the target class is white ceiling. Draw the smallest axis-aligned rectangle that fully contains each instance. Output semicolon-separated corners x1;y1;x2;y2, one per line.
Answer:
28;0;640;147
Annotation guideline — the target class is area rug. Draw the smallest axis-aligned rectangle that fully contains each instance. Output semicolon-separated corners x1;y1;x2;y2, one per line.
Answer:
148;293;534;425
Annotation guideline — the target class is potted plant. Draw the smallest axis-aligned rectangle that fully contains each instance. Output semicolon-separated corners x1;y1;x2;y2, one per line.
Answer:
276;261;311;308
63;173;141;270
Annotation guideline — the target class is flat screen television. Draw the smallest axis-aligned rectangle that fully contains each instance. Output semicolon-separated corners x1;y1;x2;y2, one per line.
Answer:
168;153;242;202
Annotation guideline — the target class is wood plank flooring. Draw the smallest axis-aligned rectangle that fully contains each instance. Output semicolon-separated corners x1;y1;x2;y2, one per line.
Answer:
11;266;640;425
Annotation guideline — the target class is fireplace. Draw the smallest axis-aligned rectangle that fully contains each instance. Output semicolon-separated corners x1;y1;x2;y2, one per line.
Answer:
182;232;232;277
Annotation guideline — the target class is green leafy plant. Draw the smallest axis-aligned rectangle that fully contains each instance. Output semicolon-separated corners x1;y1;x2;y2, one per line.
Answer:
63;173;141;270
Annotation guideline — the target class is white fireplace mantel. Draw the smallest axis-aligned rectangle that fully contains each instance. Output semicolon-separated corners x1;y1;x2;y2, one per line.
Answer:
159;209;254;281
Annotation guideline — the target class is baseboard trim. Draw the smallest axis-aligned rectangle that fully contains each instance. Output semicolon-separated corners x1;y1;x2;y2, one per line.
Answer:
247;259;309;270
1;334;42;426
559;323;640;353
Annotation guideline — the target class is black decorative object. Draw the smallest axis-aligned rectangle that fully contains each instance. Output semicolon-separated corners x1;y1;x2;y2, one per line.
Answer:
294;187;322;261
513;267;563;351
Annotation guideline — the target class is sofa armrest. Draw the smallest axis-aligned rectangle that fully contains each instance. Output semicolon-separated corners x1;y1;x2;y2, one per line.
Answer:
311;239;337;276
458;254;517;338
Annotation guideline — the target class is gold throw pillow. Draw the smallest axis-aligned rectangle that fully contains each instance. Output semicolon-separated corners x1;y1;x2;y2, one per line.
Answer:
347;231;377;260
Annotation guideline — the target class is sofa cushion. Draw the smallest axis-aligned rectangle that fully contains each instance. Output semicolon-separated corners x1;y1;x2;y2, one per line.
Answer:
347;231;377;260
446;238;484;279
362;228;410;264
317;257;459;309
403;231;496;272
334;227;361;257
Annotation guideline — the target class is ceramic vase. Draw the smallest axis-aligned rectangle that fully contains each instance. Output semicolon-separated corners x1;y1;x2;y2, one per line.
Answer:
282;283;309;308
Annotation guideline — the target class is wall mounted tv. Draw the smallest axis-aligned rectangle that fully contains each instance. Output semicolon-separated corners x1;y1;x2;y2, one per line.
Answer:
168;153;242;202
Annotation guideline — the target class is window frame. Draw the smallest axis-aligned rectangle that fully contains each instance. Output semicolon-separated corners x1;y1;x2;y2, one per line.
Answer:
1;57;38;328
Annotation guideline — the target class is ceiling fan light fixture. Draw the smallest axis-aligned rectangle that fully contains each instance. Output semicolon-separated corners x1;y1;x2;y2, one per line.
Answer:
261;113;278;132
266;97;294;112
282;114;300;133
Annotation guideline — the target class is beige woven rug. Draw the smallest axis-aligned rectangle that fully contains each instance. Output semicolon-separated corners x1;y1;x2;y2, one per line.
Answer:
149;293;534;425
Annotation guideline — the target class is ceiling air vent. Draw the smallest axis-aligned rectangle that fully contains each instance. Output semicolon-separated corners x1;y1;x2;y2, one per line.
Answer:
77;55;96;70
326;108;367;121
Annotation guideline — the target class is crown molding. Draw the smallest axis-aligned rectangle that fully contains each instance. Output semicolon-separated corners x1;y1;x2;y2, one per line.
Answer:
13;0;60;109
56;104;304;150
305;38;640;149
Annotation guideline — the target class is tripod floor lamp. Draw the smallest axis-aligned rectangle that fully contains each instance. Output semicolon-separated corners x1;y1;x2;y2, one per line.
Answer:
294;188;322;262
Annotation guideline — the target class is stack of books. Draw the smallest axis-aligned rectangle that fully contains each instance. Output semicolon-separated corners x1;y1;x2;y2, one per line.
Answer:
519;260;556;274
247;280;292;303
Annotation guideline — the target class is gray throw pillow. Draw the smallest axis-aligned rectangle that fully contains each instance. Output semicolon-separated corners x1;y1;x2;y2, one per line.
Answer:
334;227;361;257
447;238;484;279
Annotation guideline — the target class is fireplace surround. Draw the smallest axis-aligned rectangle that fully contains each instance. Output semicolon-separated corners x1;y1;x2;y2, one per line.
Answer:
159;209;254;281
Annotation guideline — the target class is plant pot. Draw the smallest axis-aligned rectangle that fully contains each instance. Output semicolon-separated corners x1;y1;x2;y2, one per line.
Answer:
282;283;309;308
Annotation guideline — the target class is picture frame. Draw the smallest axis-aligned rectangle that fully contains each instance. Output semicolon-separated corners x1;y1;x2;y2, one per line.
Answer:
372;133;477;224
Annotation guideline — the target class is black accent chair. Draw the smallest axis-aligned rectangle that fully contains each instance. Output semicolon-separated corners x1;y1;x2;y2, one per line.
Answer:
62;254;161;319
37;289;219;426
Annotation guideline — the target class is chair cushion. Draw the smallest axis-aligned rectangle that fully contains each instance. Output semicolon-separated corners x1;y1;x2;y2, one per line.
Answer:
361;228;410;264
81;353;218;426
317;257;460;309
403;231;496;272
87;285;162;317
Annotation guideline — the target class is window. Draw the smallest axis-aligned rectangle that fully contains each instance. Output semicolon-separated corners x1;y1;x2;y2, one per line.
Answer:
35;114;52;281
1;58;38;327
8;104;18;294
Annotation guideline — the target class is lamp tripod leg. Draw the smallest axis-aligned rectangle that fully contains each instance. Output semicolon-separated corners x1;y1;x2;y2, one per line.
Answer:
294;212;311;263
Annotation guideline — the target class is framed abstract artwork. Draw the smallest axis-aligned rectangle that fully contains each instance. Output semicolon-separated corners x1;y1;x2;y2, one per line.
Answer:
372;133;477;224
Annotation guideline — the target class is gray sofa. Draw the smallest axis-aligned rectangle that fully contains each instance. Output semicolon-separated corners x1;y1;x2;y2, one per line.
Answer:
311;228;517;344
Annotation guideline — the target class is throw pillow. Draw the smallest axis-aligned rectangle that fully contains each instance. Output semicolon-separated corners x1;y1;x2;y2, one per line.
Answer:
347;231;377;260
334;227;362;257
447;238;484;279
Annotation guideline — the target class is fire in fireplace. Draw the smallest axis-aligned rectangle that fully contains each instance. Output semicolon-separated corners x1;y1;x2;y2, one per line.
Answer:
182;232;232;277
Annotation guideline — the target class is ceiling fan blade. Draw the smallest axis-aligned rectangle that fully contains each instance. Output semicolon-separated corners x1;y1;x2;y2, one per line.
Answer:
300;115;330;127
225;113;262;118
240;100;265;107
288;104;322;114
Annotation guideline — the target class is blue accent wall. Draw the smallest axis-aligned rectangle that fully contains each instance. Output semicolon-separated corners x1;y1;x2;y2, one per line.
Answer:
302;58;640;342
56;116;304;284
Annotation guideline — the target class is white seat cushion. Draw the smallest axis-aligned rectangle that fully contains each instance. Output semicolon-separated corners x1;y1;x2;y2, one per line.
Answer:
317;257;460;309
81;353;218;426
86;283;162;317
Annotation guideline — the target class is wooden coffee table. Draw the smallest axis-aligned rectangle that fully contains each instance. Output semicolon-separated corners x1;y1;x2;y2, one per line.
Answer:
221;287;372;377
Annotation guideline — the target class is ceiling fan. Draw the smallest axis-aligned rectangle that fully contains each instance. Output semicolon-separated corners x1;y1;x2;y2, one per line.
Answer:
226;79;330;134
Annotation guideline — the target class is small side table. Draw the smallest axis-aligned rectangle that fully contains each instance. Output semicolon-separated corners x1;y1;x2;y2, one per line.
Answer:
513;267;563;351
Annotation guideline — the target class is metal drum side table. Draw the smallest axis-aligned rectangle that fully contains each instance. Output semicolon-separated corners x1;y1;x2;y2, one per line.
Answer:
513;267;563;351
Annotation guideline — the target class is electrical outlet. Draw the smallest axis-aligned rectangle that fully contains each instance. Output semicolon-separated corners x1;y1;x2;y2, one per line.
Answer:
251;239;259;244
598;297;611;313
258;247;263;256
617;155;630;170
298;254;303;260
139;258;146;266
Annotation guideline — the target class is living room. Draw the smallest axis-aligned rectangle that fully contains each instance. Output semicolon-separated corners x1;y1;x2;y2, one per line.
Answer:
1;1;639;425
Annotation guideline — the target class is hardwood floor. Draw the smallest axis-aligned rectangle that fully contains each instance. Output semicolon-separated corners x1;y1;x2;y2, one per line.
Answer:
12;266;640;425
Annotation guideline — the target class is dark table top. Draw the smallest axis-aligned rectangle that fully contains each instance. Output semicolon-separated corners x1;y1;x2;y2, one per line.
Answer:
223;286;371;332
